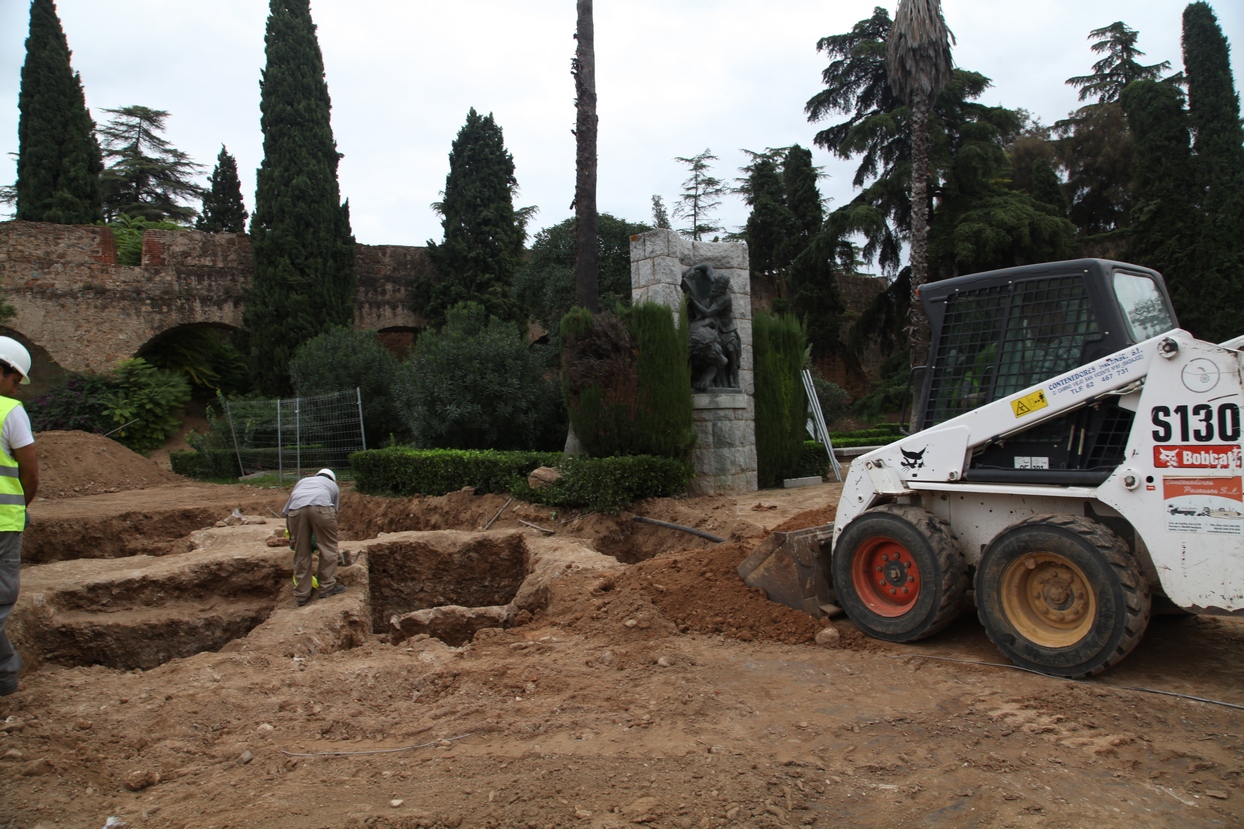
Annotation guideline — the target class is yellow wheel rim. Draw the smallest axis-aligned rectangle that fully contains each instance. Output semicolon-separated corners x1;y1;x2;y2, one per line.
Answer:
999;553;1095;648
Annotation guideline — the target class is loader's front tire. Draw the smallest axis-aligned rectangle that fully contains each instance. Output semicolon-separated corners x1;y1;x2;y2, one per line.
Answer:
832;505;968;642
975;515;1151;678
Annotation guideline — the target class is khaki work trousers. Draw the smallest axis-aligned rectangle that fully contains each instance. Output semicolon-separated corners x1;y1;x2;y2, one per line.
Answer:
288;505;339;601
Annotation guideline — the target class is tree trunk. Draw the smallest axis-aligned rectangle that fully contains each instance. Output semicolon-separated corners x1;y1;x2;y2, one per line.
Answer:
907;96;933;371
573;0;599;312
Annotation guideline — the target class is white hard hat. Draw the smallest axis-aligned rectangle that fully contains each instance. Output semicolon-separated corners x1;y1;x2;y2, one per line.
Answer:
316;468;336;482
0;337;31;384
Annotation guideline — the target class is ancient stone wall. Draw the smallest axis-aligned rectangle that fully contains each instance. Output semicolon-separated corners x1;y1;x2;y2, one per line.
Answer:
0;220;427;374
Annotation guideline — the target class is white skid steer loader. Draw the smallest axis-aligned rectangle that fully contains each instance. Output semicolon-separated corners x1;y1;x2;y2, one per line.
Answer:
739;258;1244;678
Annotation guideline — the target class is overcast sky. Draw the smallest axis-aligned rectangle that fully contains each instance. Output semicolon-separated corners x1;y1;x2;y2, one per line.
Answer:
1;1;1241;257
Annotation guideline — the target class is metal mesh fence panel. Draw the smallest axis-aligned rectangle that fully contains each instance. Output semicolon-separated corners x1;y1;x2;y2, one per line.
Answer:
223;389;366;485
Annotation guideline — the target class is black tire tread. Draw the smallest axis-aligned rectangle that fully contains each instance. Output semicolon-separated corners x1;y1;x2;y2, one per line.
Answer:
838;504;969;642
976;513;1151;678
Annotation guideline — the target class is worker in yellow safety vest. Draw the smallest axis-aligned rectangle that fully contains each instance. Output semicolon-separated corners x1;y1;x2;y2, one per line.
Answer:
0;336;38;697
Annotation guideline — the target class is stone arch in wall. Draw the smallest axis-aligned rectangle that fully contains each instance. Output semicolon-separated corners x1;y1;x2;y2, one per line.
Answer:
0;221;426;376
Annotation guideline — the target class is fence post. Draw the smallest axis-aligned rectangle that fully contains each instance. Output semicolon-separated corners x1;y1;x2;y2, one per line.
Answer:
356;387;367;452
276;398;284;486
224;399;246;479
295;396;302;480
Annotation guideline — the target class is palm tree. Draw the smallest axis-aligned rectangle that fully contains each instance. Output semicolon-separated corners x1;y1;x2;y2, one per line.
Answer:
886;0;953;368
573;0;599;312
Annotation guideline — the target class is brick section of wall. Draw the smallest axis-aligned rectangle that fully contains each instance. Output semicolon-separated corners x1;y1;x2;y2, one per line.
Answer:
0;220;426;374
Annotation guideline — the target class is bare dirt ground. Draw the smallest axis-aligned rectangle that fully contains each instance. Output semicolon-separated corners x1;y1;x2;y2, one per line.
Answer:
2;432;1244;829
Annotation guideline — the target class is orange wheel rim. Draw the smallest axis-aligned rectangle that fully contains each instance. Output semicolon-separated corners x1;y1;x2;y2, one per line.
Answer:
851;535;921;617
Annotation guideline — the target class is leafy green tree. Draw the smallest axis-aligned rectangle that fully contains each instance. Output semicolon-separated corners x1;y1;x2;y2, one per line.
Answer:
98;106;203;224
1121;80;1201;333
1181;2;1244;341
1055;22;1172;241
15;0;103;224
395;302;564;451
245;0;356;397
139;326;251;397
197;146;248;233
417;109;527;328
513;213;649;342
289;327;405;447
673;149;726;240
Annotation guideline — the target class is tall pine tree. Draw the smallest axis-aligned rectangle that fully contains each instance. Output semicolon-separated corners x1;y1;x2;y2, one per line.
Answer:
1182;2;1244;342
197;146;248;233
417;108;526;327
15;0;102;224
245;0;356;396
98;106;203;224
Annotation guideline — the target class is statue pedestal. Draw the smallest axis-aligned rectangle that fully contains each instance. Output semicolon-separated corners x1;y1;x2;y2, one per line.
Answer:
690;391;757;496
630;229;757;496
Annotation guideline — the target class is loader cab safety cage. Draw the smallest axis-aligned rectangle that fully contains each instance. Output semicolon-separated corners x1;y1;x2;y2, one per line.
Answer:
914;259;1177;483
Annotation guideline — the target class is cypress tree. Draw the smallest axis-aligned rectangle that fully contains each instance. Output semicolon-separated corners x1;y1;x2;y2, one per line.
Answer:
742;153;791;285
15;0;102;224
245;0;356;397
197;145;248;233
417;108;526;328
1181;2;1244;340
1121;81;1201;334
753;310;809;488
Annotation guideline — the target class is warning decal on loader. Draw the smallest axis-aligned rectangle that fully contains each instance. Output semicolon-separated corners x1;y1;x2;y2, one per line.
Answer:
1011;389;1049;418
1163;476;1244;534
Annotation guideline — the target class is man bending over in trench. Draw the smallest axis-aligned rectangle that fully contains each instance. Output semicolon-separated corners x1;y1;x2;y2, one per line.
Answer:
0;337;37;696
282;468;345;607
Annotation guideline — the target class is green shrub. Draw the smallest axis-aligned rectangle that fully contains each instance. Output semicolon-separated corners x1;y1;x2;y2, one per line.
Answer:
28;374;115;433
350;446;560;497
170;448;239;480
28;359;189;452
102;358;192;451
561;302;693;460
794;441;830;479
512;455;693;513
289;327;406;448
395;302;565;451
107;216;182;266
753;310;808;488
809;373;850;425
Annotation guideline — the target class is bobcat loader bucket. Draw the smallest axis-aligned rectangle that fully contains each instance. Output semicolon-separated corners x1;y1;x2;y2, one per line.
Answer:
736;523;839;618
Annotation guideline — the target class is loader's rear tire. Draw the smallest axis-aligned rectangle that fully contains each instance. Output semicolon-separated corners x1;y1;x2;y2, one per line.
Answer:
832;505;968;642
975;514;1151;679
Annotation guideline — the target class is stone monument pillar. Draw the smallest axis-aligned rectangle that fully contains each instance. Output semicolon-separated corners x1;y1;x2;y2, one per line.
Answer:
630;229;757;495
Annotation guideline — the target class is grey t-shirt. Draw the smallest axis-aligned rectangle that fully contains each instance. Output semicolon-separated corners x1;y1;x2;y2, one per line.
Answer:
281;475;340;514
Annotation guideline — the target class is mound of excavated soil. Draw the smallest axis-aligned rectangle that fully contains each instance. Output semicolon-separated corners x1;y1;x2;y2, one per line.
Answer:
32;430;184;499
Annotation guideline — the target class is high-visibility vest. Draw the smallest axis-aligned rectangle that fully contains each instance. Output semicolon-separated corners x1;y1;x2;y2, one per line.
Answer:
0;397;27;532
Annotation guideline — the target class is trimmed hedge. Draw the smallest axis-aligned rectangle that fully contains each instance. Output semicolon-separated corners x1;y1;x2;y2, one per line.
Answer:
350;447;560;497
170;449;239;480
512;455;693;513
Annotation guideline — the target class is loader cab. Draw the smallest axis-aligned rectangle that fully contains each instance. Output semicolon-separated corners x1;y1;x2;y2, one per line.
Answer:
915;259;1177;482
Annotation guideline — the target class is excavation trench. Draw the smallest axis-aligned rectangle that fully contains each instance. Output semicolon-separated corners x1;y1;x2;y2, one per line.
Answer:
15;487;740;671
